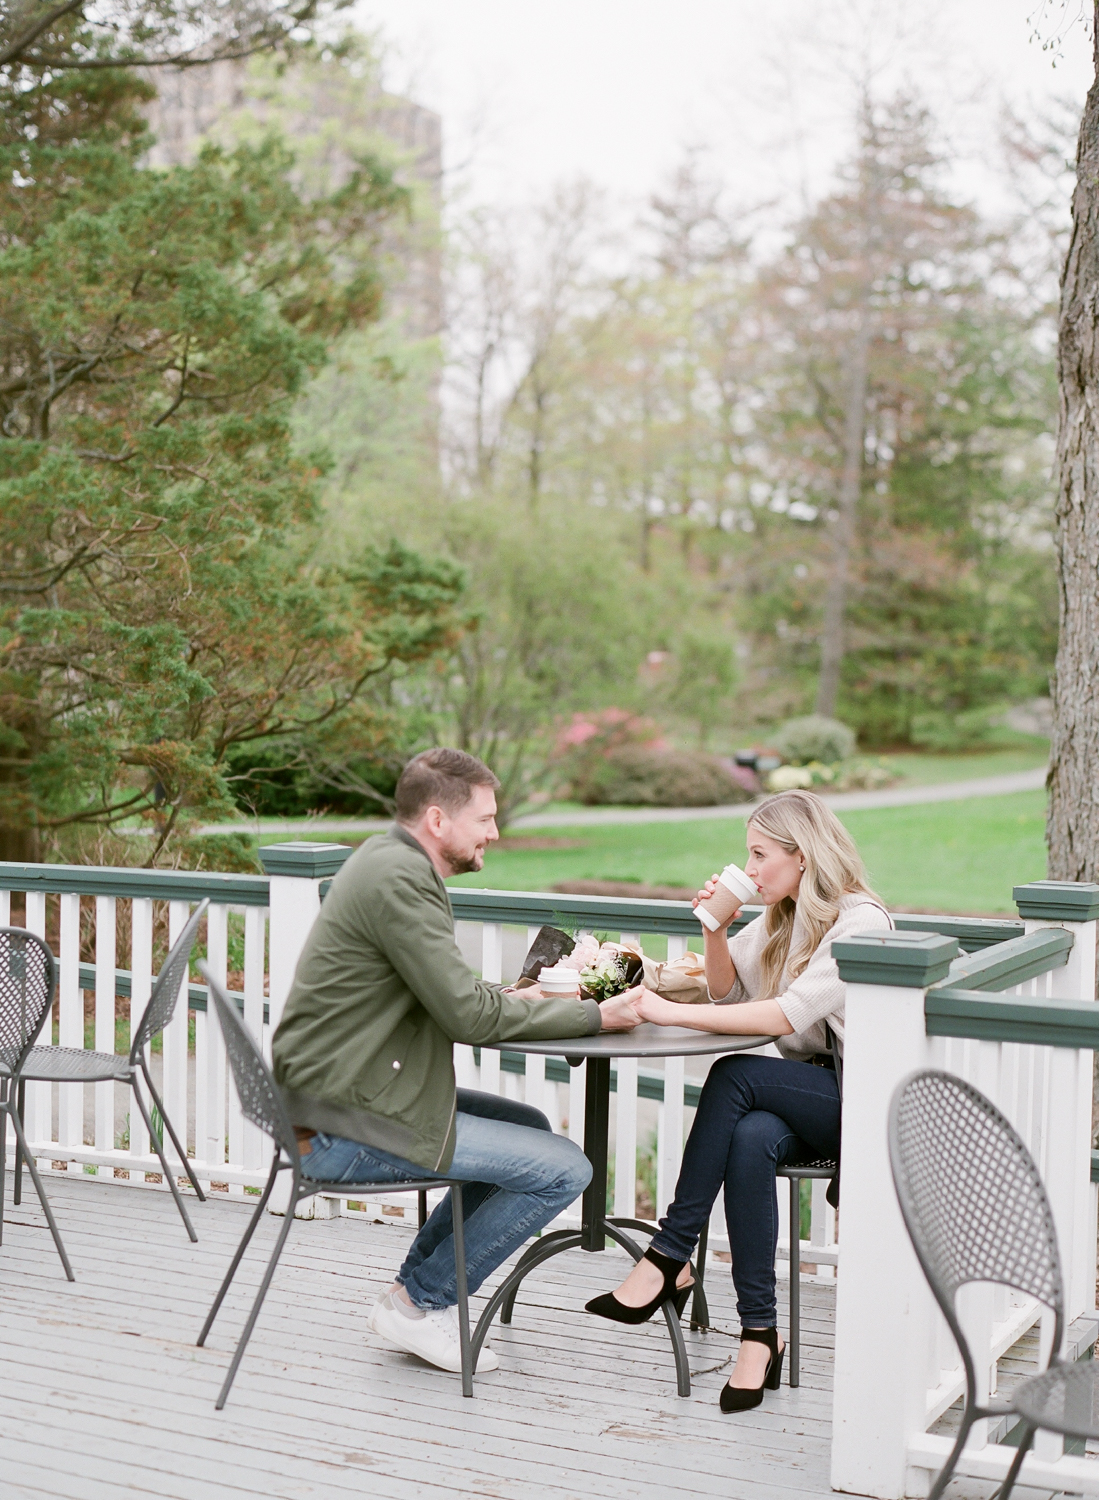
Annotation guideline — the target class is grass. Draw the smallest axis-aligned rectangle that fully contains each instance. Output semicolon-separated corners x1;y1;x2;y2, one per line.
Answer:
876;743;1047;787
447;789;1048;916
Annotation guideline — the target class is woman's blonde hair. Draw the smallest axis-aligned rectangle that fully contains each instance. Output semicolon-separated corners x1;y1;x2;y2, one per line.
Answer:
747;789;880;999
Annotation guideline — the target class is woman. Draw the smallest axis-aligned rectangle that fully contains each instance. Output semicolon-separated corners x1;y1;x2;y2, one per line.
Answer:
585;789;892;1411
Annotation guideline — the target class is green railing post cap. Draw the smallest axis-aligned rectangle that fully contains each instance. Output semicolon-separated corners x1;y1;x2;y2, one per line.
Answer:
1013;881;1099;923
258;842;354;878
833;930;959;987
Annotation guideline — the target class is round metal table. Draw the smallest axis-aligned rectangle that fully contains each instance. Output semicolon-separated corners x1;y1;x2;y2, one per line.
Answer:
471;1023;774;1396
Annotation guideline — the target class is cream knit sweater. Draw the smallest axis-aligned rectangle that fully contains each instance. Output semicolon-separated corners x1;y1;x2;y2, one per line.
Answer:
710;892;893;1060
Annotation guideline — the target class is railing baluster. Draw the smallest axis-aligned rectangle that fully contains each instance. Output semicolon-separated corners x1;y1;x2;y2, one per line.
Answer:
161;901;191;1173
523;925;548;1118
568;1062;585;1148
24;892;51;1154
57;892;82;1161
239;905;266;1175
656;934;688;1224
129;898;153;1178
94;895;117;1172
200;902;228;1184
479;922;503;1095
614;1056;637;1219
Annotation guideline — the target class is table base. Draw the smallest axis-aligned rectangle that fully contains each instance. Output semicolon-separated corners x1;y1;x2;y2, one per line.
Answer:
470;1217;710;1397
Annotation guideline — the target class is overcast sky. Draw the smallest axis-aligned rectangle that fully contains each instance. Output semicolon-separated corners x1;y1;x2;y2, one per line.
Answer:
354;0;1093;223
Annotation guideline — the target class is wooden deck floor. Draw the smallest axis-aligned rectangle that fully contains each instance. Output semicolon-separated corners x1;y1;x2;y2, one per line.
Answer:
0;1173;1063;1500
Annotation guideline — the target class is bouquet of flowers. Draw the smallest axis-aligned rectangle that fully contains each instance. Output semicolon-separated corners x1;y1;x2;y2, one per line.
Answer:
579;944;643;1001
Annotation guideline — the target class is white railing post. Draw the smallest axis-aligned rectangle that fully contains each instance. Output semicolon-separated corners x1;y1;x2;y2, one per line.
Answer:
1014;882;1099;1328
257;843;353;1217
93;895;117;1170
830;931;958;1500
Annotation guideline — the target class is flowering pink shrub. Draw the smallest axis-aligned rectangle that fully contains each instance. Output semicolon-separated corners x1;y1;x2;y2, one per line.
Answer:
554;709;666;760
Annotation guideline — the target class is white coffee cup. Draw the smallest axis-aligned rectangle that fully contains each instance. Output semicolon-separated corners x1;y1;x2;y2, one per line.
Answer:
695;862;758;932
538;964;582;997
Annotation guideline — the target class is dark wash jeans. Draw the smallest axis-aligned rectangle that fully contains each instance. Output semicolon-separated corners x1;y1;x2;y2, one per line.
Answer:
300;1088;592;1310
650;1053;841;1328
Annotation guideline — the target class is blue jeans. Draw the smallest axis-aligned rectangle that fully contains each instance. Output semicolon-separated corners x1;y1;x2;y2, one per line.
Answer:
300;1088;592;1310
650;1053;840;1328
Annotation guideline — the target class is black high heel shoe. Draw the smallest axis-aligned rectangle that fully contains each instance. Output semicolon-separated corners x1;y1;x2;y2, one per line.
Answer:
584;1248;694;1325
719;1326;785;1412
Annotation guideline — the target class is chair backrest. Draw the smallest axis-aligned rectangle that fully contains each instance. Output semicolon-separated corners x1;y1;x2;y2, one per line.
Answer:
889;1069;1064;1376
198;961;299;1167
130;899;210;1060
0;927;57;1077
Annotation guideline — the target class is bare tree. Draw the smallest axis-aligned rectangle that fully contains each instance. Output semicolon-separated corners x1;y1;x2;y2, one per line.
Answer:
1048;0;1099;881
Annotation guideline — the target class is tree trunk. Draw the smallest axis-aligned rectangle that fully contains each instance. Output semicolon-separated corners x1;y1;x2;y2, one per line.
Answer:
815;305;870;718
1049;6;1099;882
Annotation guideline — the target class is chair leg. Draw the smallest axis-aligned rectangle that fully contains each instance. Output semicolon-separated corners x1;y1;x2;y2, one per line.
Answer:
140;1063;207;1202
13;1079;25;1206
0;1100;7;1247
9;1103;74;1281
991;1422;1035;1500
451;1185;473;1398
132;1076;198;1243
418;1188;428;1229
198;1155;283;1349
690;1219;710;1331
213;1167;300;1411
789;1175;800;1387
926;1407;979;1500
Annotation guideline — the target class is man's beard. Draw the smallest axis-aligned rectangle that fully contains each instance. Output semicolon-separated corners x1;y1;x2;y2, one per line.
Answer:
441;839;486;876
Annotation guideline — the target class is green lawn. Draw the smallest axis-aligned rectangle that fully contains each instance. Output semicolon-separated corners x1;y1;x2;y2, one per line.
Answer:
447;789;1048;915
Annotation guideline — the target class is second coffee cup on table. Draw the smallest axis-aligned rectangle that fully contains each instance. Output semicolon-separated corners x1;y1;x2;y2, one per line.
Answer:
538;964;582;997
695;862;758;932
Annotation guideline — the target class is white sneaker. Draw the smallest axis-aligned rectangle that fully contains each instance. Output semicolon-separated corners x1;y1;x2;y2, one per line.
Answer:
373;1297;498;1373
367;1291;390;1333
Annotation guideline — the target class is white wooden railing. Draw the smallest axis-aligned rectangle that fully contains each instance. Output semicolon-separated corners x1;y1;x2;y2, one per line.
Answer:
0;844;1021;1264
831;880;1099;1499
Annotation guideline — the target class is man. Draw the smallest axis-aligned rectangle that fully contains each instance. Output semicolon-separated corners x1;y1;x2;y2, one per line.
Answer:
272;747;639;1374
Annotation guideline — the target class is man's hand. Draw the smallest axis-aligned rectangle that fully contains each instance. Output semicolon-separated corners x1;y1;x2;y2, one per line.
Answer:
598;989;643;1032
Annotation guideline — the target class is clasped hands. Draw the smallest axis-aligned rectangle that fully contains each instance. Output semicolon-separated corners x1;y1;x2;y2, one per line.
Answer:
597;984;678;1032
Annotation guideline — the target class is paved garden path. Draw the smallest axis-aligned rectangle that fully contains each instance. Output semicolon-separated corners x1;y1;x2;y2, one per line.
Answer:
200;765;1047;837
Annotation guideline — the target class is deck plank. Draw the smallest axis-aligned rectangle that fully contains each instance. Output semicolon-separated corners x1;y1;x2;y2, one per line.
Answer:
0;1169;1009;1500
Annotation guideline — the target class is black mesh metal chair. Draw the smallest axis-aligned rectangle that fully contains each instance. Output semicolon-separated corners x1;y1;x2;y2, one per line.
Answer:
776;1023;841;1386
12;899;209;1242
196;964;476;1410
0;927;73;1280
889;1068;1099;1500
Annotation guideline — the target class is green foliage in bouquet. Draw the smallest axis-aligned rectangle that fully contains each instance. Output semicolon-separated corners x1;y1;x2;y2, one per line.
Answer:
579;954;633;1002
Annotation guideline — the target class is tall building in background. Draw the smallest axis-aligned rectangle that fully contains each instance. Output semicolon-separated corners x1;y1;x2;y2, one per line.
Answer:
143;57;442;341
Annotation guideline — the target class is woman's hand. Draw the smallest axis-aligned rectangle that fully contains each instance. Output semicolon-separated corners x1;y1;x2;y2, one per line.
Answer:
628;986;682;1027
691;873;722;911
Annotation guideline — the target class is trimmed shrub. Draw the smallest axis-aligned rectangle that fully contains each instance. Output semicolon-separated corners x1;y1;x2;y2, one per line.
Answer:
772;715;857;766
571;747;753;807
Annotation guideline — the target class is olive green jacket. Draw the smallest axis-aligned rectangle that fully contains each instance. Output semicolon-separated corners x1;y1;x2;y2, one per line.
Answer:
271;826;601;1172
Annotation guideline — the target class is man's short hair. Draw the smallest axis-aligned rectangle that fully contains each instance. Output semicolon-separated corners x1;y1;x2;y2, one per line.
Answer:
395;748;500;823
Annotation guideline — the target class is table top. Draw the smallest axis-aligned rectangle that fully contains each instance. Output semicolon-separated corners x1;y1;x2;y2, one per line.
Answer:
484;1023;775;1061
